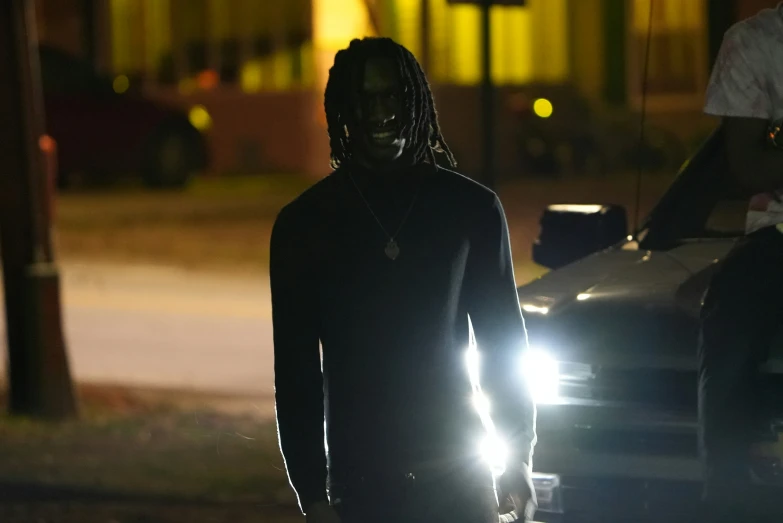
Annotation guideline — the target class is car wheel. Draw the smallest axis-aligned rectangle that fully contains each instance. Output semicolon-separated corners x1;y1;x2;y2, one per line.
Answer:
142;124;202;189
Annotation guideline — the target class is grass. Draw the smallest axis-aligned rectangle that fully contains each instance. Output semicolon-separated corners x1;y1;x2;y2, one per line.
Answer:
0;385;300;522
55;174;314;274
56;172;676;285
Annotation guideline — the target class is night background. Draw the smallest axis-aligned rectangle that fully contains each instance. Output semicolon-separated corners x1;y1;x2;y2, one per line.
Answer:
0;0;779;522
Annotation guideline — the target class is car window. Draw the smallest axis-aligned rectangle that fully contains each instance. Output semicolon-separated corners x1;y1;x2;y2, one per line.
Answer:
704;198;748;236
37;46;114;96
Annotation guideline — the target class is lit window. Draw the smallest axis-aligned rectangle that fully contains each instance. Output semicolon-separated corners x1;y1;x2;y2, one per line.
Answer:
106;0;315;91
628;0;707;101
391;0;568;86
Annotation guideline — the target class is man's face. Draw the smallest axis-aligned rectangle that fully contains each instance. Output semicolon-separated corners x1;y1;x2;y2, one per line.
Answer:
349;56;407;167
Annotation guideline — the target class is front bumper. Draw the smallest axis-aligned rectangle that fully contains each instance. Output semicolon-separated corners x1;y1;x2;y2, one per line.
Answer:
531;402;703;522
532;475;702;523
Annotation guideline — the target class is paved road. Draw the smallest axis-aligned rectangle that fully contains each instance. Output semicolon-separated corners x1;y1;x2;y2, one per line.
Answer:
0;262;275;399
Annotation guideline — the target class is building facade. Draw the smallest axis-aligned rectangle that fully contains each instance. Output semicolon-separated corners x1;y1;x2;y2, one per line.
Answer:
33;0;775;179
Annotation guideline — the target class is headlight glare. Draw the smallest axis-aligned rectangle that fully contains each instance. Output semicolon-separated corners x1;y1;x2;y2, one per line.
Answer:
522;349;560;404
480;432;507;476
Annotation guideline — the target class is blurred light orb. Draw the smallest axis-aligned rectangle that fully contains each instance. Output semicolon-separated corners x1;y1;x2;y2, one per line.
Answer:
189;105;212;131
240;61;264;93
39;134;55;153
533;98;553;118
113;75;130;94
197;69;219;90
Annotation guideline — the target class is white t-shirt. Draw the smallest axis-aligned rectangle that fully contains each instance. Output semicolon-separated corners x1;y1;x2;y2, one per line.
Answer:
704;3;783;234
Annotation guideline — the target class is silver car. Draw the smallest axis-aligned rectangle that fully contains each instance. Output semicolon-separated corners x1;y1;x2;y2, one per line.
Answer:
518;129;783;522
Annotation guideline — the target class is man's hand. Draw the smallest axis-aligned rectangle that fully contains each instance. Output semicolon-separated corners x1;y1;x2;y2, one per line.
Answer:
305;501;341;523
496;468;537;522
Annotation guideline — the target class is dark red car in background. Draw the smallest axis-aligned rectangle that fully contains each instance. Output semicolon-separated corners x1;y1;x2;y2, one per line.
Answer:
37;45;209;189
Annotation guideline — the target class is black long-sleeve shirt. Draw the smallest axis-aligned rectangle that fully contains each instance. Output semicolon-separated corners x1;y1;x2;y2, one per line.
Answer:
270;163;536;514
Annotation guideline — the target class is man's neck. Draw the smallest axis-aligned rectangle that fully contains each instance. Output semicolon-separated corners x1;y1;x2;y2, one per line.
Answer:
348;160;431;201
356;158;410;174
352;157;421;181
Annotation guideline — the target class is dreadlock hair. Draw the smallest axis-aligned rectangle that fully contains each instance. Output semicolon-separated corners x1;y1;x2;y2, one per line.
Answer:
324;37;457;171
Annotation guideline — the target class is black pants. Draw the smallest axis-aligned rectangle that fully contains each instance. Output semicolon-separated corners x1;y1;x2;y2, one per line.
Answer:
697;226;783;522
331;464;500;523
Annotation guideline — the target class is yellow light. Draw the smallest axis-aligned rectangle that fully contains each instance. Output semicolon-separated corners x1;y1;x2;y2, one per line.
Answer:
451;4;482;85
396;0;421;59
533;98;553;118
273;49;294;90
576;293;591;301
313;0;375;94
188;105;212;132
532;0;569;82
495;5;532;84
240;61;263;93
314;0;372;48
112;74;130;94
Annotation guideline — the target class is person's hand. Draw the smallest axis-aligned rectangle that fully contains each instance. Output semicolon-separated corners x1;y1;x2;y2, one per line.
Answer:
496;468;537;522
305;501;341;523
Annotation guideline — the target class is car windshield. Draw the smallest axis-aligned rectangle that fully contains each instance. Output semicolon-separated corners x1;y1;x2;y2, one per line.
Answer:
634;127;751;247
37;45;115;96
703;196;748;237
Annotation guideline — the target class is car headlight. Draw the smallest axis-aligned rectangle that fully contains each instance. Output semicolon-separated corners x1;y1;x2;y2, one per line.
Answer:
522;349;560;404
467;347;560;404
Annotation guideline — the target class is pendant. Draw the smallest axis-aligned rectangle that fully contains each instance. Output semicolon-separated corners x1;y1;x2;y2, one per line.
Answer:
385;239;400;260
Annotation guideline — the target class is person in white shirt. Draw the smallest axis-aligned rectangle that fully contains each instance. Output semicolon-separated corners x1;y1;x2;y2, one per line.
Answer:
699;3;783;521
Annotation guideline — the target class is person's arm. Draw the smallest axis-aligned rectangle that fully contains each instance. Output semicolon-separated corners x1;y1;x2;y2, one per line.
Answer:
704;25;781;195
270;205;328;515
465;195;537;475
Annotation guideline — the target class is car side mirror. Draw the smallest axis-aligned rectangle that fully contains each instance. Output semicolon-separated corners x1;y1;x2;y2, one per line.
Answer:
532;204;628;270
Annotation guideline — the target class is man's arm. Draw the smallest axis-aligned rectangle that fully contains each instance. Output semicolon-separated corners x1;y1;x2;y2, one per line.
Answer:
704;25;781;195
466;195;537;473
270;206;328;515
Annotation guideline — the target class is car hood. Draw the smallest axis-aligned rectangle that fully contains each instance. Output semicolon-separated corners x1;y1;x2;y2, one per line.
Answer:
516;239;745;370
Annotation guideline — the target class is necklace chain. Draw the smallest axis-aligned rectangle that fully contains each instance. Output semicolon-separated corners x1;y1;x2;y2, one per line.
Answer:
346;171;420;242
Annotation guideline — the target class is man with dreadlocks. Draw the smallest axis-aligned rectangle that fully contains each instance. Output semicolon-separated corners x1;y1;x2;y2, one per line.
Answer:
270;37;537;523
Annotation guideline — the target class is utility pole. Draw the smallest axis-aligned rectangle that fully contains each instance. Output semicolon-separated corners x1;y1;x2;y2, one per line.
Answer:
0;0;78;419
480;0;494;189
